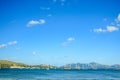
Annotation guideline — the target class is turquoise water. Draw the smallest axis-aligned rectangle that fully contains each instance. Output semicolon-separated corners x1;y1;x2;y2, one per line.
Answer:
0;69;120;80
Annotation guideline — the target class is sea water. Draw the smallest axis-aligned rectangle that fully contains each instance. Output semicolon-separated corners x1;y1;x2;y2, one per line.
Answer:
0;69;120;80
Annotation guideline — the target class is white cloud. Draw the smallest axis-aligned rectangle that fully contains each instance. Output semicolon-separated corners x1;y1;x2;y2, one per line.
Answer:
8;41;17;45
107;26;119;32
0;44;7;48
93;14;120;33
62;37;75;46
117;14;120;21
116;14;120;27
0;41;18;48
32;51;37;55
114;14;120;24
93;26;119;33
93;28;106;33
27;19;46;27
67;37;75;41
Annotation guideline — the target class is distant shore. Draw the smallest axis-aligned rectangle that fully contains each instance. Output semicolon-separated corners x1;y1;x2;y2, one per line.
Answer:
0;60;120;70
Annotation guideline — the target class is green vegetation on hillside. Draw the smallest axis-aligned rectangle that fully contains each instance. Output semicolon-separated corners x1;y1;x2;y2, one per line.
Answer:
0;60;56;69
0;60;28;68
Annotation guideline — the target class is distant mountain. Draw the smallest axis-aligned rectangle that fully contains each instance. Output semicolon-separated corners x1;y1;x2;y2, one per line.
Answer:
60;62;120;70
1;60;120;70
111;64;120;69
0;60;29;68
0;60;56;69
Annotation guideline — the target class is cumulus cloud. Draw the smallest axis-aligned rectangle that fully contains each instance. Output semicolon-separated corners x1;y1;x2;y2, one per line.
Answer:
93;26;119;33
8;41;17;45
0;44;7;48
67;37;75;41
93;14;120;33
114;14;120;24
0;41;18;48
115;14;120;27
107;26;119;32
27;19;46;27
93;28;105;33
117;14;120;21
62;37;75;46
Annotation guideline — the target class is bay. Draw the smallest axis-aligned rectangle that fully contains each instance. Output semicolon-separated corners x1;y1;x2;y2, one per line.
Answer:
0;69;120;80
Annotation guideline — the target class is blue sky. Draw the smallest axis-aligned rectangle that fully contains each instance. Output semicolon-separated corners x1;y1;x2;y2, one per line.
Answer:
0;0;120;66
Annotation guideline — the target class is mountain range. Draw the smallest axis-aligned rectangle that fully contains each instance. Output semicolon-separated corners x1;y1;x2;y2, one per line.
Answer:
0;60;120;70
60;62;120;70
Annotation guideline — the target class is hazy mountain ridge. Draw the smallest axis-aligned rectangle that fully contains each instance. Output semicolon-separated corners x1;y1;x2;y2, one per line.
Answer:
0;60;56;69
0;60;120;70
60;62;120;70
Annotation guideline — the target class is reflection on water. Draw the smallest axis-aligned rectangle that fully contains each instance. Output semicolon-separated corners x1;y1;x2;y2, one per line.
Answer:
0;69;120;80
